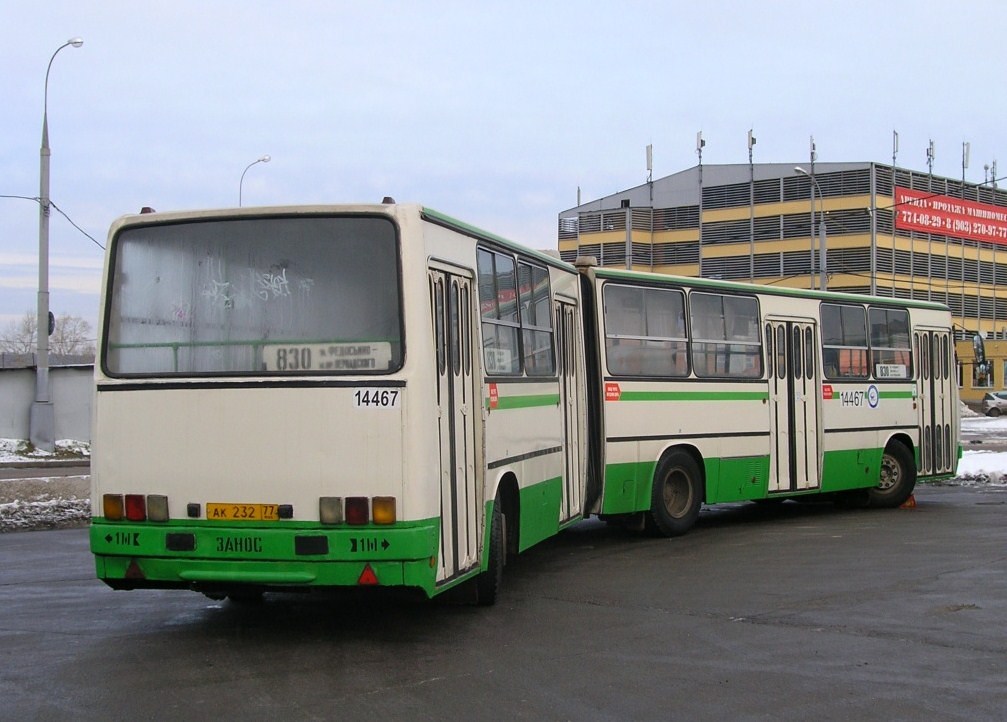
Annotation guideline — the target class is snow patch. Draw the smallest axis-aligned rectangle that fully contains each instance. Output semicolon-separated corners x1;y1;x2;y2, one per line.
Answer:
0;498;91;531
0;438;90;463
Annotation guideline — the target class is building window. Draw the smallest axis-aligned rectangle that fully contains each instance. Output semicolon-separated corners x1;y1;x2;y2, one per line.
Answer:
974;362;994;389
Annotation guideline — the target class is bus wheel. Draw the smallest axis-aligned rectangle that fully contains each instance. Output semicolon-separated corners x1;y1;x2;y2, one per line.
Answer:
475;494;505;606
649;451;702;537
868;442;917;508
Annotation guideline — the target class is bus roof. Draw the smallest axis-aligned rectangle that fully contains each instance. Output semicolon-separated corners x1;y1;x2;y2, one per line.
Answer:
588;265;952;312
106;203;577;274
420;206;575;272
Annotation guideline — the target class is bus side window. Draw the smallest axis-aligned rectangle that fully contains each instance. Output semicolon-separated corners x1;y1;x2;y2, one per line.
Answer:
821;303;868;379
765;323;773;378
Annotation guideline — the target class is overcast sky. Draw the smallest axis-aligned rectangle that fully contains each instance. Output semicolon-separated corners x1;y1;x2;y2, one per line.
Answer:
2;1;1005;335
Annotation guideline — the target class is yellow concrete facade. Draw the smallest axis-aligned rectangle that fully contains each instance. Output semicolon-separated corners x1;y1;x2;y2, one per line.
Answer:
558;162;1007;404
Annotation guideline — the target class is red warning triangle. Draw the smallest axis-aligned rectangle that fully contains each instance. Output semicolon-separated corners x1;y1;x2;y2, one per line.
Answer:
357;563;379;586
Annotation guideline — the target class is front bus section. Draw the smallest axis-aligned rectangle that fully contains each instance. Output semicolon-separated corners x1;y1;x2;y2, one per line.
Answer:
90;207;451;601
579;264;961;538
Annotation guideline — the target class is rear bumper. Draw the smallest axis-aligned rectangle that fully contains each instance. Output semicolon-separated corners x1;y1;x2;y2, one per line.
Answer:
90;518;444;596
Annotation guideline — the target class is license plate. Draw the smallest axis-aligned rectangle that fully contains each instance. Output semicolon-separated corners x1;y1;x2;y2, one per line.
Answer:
206;503;279;521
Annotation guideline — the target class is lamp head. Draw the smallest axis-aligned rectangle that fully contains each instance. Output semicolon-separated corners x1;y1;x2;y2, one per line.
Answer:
260;155;271;163
68;37;84;48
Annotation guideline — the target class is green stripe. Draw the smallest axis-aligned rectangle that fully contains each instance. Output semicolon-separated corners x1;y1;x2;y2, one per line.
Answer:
487;393;560;410
879;390;915;399
616;390;768;402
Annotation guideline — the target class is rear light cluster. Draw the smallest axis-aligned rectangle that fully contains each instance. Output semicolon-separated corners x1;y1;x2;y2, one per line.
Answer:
103;494;169;522
103;493;397;525
319;496;396;525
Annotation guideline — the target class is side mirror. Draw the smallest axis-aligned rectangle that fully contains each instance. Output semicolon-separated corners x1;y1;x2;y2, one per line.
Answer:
973;333;986;366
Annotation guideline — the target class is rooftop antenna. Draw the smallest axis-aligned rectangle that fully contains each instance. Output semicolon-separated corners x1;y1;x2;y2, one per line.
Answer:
646;144;654;209
962;141;971;197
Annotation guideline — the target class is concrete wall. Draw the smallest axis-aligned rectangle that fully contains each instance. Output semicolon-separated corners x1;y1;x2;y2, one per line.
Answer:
0;366;93;442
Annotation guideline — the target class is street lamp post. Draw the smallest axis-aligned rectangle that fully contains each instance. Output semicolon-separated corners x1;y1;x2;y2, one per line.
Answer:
794;166;827;291
31;37;83;452
239;155;271;206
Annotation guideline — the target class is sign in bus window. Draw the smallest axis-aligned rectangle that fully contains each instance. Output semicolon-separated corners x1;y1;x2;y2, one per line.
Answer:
262;342;393;372
869;307;912;379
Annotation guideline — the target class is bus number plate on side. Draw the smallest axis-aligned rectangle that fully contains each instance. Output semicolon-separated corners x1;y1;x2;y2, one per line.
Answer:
353;389;400;408
206;503;279;521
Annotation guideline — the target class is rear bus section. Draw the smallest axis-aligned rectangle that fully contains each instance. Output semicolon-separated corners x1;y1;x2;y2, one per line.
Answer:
90;208;448;599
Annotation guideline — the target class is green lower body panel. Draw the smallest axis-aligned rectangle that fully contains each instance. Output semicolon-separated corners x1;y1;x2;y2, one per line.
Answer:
704;455;770;503
90;518;445;597
821;447;882;492
517;476;564;552
600;446;894;513
600;461;657;514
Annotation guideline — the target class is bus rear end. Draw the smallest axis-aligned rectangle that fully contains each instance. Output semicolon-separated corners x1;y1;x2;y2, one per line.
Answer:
89;207;441;599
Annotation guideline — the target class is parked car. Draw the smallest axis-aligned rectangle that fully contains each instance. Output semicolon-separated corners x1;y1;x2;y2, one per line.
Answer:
981;391;1007;416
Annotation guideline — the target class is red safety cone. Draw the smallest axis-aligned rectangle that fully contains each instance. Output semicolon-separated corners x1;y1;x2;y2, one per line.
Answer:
900;494;917;509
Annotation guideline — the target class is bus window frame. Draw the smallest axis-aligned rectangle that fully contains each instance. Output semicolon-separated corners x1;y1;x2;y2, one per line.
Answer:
602;282;689;378
689;290;764;380
101;212;406;379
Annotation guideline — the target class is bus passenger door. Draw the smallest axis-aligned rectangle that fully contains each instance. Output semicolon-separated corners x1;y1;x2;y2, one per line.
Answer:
767;319;821;493
916;329;955;476
429;268;480;583
555;299;583;522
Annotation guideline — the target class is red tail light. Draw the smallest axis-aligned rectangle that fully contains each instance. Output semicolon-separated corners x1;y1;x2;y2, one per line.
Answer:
345;497;369;525
125;494;146;521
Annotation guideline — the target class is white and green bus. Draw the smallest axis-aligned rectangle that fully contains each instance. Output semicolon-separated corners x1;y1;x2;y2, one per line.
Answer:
89;203;959;603
90;204;585;604
577;262;959;534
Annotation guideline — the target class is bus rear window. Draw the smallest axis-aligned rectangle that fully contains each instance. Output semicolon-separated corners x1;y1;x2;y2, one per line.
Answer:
104;215;402;376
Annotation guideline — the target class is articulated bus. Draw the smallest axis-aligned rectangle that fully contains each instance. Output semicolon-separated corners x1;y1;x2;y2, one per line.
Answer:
90;203;959;604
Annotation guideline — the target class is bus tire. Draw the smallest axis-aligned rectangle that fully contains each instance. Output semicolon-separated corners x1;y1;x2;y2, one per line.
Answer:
868;442;916;508
475;494;505;606
649;451;702;537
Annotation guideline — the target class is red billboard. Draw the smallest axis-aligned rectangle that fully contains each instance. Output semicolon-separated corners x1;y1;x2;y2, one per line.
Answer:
894;186;1007;244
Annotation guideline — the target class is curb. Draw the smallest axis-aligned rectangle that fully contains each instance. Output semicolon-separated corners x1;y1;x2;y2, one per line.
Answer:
0;459;90;470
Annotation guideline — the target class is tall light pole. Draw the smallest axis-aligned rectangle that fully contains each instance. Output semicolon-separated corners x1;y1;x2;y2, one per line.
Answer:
239;155;270;206
794;166;827;291
31;37;83;452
